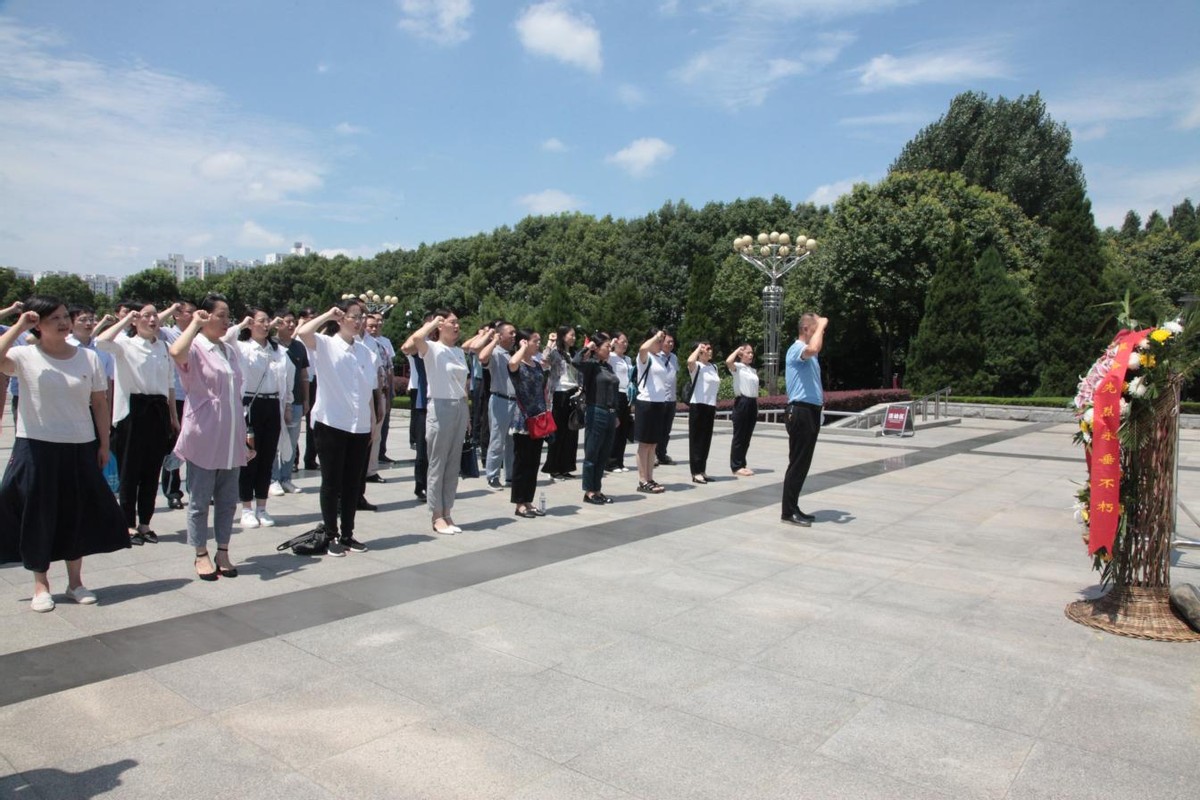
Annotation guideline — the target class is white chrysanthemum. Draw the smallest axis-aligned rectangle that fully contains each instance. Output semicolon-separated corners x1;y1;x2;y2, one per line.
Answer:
1127;375;1148;398
1073;502;1087;524
1164;319;1184;335
1135;336;1151;352
1128;352;1141;370
1083;407;1094;425
1120;398;1130;417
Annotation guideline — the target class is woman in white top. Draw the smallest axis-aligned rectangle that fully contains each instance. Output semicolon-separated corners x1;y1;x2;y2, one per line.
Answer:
297;300;377;556
606;331;634;472
726;344;760;476
686;341;721;483
232;308;294;529
402;309;486;535
633;328;673;493
541;326;580;479
96;302;179;544
0;296;129;612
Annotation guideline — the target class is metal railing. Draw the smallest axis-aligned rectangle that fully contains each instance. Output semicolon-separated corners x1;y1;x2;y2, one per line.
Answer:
912;386;953;421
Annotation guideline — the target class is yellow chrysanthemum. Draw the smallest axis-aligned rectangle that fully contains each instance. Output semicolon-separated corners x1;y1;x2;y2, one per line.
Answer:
1146;355;1157;368
1150;329;1170;343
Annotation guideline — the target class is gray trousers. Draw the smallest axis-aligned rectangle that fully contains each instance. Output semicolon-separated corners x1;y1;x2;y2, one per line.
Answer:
486;395;515;482
185;462;239;549
426;398;468;516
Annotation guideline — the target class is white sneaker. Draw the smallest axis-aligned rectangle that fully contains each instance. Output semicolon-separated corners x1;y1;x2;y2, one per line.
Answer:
240;509;260;528
30;591;55;612
281;480;300;494
257;510;276;527
269;481;286;497
65;585;98;605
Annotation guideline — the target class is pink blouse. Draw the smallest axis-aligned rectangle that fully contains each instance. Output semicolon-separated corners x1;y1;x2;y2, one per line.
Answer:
174;336;249;471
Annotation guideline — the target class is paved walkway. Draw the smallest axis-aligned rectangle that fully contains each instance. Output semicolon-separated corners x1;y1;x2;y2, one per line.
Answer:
1;414;1198;799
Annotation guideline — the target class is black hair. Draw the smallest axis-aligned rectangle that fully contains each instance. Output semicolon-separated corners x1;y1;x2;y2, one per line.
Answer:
298;306;317;318
23;295;66;340
68;303;96;321
590;332;611;349
319;298;363;336
198;293;229;314
238;306;279;350
274;307;295;320
555;325;574;355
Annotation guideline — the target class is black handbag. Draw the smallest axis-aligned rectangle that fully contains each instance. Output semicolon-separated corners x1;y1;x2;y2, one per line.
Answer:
460;437;481;478
278;525;328;556
567;389;586;431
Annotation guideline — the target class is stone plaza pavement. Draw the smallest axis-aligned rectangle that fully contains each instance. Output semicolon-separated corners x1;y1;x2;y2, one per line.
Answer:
1;414;1198;799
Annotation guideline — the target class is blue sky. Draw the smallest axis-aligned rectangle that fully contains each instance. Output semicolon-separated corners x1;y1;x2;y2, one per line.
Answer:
1;0;1198;277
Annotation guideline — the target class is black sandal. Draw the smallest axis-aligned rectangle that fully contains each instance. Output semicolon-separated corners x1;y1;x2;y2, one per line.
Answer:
215;546;238;578
195;551;218;581
139;529;159;544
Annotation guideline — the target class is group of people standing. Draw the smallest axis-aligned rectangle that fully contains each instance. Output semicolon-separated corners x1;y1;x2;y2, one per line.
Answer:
0;294;830;613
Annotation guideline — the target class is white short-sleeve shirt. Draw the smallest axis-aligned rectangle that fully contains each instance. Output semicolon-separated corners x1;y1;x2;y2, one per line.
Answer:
309;334;376;433
689;361;720;406
98;334;173;423
730;361;760;399
7;345;107;443
636;350;674;402
422;340;469;400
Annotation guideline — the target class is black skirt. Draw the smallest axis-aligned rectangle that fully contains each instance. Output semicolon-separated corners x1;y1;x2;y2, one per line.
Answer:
0;439;130;572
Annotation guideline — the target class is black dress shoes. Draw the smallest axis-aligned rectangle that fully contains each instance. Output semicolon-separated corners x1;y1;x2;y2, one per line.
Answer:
781;513;812;527
357;498;378;511
414;489;427;501
796;510;816;522
487;477;502;488
364;474;386;484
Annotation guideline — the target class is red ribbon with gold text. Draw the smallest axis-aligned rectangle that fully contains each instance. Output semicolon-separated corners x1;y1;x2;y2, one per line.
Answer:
1087;328;1153;555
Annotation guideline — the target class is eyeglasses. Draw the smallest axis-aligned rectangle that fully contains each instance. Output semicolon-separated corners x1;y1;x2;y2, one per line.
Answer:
344;315;364;321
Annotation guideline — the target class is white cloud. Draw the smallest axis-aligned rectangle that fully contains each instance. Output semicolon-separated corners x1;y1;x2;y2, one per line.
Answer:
606;137;675;178
855;46;1010;91
1047;69;1200;136
807;176;872;206
317;242;400;259
705;0;909;20
517;189;584;214
838;110;929;127
1088;163;1200;229
515;2;602;74
541;137;567;152
335;122;366;135
397;0;473;45
617;84;647;108
316;62;330;74
0;19;325;274
1071;124;1108;143
659;0;680;14
674;31;853;110
238;220;287;249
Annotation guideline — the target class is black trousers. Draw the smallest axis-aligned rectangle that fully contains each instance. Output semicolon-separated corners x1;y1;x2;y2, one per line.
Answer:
688;404;716;476
656;403;677;460
782;403;822;517
303;377;319;469
607;393;632;468
240;397;280;502
510;433;544;505
730;396;758;471
412;407;428;494
314;422;370;538
112;394;172;528
542;390;579;475
379;383;394;460
162;398;186;498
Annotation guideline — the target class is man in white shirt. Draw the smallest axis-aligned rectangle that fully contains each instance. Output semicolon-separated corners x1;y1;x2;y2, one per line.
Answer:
655;333;679;466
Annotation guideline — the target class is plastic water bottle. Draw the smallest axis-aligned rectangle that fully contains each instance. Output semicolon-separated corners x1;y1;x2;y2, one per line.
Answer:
539;491;546;515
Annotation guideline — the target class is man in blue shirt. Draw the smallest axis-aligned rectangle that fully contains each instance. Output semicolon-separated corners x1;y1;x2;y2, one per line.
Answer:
782;312;827;526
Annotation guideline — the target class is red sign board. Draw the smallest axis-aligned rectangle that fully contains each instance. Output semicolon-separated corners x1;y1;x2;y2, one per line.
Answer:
882;404;914;437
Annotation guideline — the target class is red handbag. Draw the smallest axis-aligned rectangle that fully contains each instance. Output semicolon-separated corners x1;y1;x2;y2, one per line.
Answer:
526;411;557;439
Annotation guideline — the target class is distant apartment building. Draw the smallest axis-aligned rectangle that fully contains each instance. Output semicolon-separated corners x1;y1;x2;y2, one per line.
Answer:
152;251;267;282
81;273;122;298
265;242;313;265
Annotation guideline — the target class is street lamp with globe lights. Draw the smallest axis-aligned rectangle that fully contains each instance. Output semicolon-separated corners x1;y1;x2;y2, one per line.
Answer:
341;291;399;317
731;231;818;394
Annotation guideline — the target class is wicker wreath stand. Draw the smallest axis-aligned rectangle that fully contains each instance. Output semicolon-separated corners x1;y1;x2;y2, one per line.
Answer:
1066;383;1200;641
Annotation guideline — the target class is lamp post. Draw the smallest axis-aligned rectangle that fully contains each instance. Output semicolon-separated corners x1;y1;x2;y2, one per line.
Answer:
341;291;399;317
731;231;817;394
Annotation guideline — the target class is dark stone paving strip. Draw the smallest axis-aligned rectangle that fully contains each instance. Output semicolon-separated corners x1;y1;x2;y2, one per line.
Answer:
0;422;1052;708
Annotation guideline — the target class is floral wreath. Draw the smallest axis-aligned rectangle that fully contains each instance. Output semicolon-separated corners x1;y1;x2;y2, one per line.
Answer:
1073;318;1185;577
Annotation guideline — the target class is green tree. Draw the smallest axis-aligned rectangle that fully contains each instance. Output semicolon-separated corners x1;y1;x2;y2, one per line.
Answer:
906;227;985;394
678;254;716;348
120;267;179;307
592;277;651;340
0;268;35;307
1119;210;1142;240
1169;198;1199;243
891;91;1084;220
31;274;97;307
1145;210;1167;234
1034;186;1110;394
976;246;1038;395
